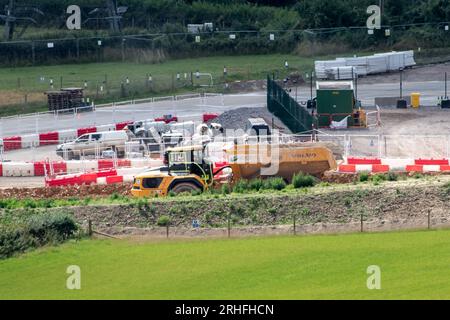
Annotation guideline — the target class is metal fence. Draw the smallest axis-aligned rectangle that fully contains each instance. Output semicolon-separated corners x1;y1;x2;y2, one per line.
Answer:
90;212;450;239
0;92;226;137
267;76;315;133
0;70;227;109
3;131;450;166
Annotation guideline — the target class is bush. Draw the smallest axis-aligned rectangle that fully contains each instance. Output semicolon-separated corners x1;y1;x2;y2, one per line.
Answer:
249;179;264;191
0;226;32;260
0;211;77;259
109;193;120;201
292;173;316;188
443;182;450;194
221;184;231;195
263;178;287;191
233;180;250;193
157;215;171;227
387;172;399;181
413;173;424;179
359;172;370;182
371;174;386;184
27;212;78;245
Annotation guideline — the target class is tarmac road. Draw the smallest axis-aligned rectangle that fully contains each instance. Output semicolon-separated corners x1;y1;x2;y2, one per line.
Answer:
0;94;266;137
291;80;446;107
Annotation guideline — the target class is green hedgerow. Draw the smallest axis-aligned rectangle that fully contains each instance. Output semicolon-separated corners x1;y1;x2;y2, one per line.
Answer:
0;210;78;259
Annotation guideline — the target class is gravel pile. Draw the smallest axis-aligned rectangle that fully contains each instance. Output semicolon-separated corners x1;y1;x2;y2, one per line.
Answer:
208;107;290;133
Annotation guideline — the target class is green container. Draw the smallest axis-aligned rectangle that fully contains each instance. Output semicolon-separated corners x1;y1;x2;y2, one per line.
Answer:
316;82;355;127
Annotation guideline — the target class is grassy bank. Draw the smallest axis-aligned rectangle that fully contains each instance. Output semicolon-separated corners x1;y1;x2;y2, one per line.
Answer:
1;229;450;299
1;175;449;232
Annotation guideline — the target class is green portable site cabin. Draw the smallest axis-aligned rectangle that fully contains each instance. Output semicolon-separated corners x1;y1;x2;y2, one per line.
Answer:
316;81;356;127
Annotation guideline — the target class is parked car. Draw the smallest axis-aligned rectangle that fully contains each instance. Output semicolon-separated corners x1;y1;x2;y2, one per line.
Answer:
56;130;129;160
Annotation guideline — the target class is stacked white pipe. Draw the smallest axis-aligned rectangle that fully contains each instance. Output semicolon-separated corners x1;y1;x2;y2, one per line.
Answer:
315;51;416;80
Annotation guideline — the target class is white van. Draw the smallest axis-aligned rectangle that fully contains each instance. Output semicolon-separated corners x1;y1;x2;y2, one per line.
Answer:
56;131;129;160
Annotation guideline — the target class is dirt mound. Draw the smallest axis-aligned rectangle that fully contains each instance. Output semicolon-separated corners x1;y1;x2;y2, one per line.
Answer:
0;184;131;200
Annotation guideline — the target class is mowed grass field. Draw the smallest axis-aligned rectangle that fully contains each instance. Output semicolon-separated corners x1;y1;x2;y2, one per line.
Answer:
0;53;322;115
1;229;450;300
0;54;316;92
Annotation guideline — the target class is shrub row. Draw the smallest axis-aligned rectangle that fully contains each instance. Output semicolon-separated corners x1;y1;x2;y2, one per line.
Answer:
0;211;78;259
232;174;316;194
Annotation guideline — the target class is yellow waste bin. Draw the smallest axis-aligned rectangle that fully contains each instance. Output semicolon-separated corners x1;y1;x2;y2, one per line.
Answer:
411;92;421;108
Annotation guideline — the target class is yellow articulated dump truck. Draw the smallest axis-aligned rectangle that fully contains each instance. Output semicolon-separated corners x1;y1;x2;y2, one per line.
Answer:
131;143;337;198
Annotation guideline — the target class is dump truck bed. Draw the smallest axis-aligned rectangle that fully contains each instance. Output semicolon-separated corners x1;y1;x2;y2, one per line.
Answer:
226;143;337;181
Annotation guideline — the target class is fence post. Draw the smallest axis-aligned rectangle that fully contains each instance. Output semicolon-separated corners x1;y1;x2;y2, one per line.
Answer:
76;39;80;60
378;134;382;158
88;219;93;237
166;224;170;238
360;214;364;233
227;213;231;238
121;38;126;62
293;214;297;236
447;135;450;159
35;116;38;135
428;210;431;230
345;134;349;158
30;41;36;65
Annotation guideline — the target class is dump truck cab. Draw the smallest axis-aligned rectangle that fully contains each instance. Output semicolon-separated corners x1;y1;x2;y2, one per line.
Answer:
131;145;214;197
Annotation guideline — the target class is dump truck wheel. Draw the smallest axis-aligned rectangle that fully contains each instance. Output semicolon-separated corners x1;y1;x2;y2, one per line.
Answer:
171;182;201;194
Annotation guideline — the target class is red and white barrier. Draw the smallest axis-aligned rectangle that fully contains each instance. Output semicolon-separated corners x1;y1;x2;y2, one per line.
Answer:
45;167;140;187
339;157;450;173
0;159;164;177
1;113;218;152
3;136;22;151
45;161;229;187
39;132;59;146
